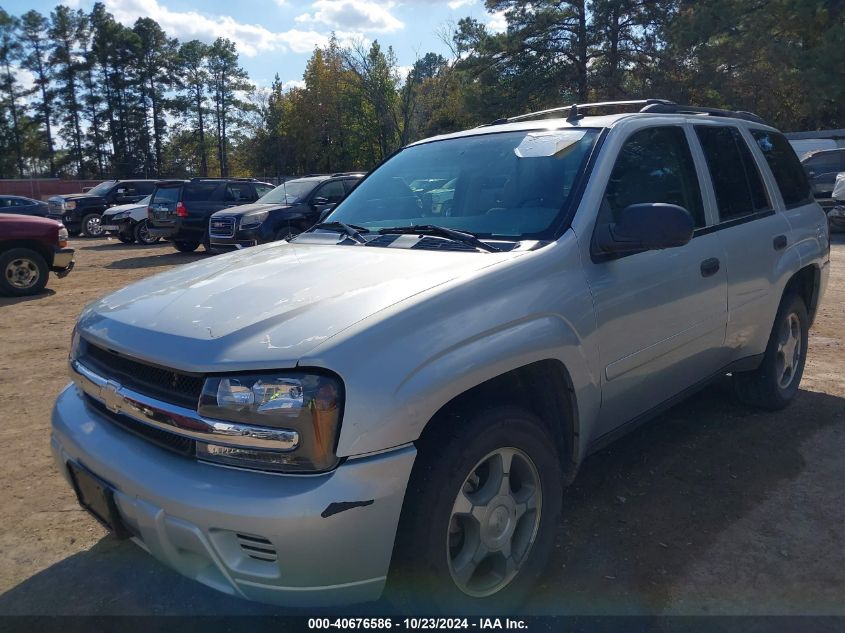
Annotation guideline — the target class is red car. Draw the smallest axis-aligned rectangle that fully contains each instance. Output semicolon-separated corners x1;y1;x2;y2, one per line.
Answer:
0;215;75;296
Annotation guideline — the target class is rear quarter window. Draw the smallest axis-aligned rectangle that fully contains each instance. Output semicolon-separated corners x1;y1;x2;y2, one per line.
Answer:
751;130;814;208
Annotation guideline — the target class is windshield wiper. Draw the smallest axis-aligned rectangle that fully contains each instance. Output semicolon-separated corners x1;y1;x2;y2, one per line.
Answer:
311;221;368;244
378;224;501;252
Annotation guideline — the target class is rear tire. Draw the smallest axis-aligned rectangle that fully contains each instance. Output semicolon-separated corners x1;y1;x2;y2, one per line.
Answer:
134;219;160;245
389;406;562;613
81;213;105;238
0;248;49;297
733;292;808;410
173;240;200;253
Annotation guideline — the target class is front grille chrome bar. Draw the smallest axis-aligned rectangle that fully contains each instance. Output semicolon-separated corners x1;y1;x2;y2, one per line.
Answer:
70;359;299;451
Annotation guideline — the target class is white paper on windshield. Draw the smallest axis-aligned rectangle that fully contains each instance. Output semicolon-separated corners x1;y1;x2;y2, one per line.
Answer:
514;130;587;158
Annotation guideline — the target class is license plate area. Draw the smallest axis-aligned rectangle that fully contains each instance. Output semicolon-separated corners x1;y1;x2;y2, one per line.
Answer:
100;225;120;231
67;462;130;539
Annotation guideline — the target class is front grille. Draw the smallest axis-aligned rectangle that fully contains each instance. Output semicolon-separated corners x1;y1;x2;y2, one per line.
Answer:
209;216;236;238
86;396;196;457
80;341;204;409
48;201;64;213
236;533;277;562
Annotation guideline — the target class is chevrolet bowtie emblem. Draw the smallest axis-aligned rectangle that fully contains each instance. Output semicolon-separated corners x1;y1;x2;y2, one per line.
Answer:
102;380;124;414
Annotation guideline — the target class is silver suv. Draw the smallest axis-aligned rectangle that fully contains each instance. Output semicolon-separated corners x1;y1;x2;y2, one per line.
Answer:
52;100;830;610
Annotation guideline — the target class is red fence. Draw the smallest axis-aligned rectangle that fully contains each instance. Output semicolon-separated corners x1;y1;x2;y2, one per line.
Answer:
0;179;104;200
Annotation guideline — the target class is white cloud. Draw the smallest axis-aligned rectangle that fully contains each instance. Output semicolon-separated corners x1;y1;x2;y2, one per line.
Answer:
295;0;404;33
283;79;306;90
486;10;507;33
447;0;475;9
104;0;327;56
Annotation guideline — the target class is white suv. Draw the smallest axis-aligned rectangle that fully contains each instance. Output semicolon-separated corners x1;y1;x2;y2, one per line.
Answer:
52;100;830;610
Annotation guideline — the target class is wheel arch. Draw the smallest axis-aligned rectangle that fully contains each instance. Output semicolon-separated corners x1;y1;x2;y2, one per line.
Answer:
0;240;53;266
784;263;821;325
419;359;581;484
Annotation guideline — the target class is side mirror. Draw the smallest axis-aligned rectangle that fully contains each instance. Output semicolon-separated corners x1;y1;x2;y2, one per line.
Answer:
594;203;694;254
318;205;336;222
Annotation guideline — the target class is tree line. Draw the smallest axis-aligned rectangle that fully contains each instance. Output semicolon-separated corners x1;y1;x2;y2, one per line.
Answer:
0;0;842;181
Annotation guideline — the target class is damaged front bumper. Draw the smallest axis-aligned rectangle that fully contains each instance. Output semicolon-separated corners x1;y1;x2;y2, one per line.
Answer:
51;384;416;607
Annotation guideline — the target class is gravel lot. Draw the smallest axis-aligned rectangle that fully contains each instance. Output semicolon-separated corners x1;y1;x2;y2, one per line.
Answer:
0;234;843;615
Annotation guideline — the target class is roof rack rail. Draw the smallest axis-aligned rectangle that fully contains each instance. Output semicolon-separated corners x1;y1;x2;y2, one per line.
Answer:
189;177;258;182
487;98;767;126
331;171;365;177
638;102;767;125
494;99;675;125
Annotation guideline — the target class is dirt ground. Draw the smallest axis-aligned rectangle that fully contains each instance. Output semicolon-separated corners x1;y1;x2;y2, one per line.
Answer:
0;234;843;615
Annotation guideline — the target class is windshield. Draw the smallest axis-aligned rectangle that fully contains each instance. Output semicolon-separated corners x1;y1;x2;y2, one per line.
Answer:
87;181;117;196
327;129;600;240
258;179;319;204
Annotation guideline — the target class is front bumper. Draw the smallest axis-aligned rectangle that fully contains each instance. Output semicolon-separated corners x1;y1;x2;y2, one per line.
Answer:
51;248;75;276
101;217;133;234
51;385;416;607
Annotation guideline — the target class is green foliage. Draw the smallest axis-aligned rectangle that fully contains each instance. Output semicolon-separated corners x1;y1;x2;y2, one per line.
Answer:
0;1;842;179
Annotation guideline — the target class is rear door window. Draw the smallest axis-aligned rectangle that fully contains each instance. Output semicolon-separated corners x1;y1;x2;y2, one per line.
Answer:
750;130;813;208
695;125;769;221
135;182;156;195
183;182;220;202
602;125;705;227
313;180;346;203
224;183;257;203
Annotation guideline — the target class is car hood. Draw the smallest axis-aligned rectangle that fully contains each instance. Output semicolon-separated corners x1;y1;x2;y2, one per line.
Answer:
103;201;146;216
78;241;520;372
49;193;104;203
211;202;292;217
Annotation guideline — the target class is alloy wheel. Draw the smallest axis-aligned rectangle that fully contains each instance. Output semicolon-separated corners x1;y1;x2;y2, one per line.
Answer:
447;447;542;597
776;312;802;390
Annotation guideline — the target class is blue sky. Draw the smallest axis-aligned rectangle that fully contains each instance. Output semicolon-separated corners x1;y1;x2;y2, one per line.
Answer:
4;0;506;89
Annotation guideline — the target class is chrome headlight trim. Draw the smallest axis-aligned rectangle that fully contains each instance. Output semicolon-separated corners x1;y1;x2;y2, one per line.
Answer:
70;359;300;451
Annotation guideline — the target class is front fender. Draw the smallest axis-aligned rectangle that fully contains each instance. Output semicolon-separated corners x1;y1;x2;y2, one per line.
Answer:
303;234;601;461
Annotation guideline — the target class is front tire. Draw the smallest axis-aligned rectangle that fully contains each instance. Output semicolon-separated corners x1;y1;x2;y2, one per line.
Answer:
0;248;49;297
733;292;809;410
81;213;105;237
390;406;562;612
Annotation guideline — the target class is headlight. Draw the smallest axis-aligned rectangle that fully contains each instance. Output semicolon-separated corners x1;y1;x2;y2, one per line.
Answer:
63;200;76;210
69;326;80;362
240;210;269;229
198;371;344;472
58;226;69;248
111;210;131;220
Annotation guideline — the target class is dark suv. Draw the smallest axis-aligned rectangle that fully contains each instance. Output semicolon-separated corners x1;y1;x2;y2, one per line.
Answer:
48;180;157;237
208;174;363;252
801;148;845;206
147;178;275;253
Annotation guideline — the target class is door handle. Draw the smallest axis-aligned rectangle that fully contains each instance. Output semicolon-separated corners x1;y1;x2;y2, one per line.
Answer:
773;234;787;251
700;257;720;277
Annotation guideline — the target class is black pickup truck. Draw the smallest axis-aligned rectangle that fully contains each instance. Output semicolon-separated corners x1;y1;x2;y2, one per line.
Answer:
48;180;157;237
